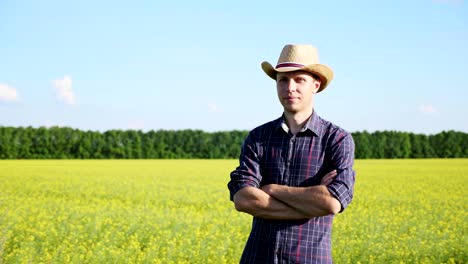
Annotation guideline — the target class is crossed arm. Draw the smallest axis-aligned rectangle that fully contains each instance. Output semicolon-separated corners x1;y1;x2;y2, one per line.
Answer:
233;170;341;220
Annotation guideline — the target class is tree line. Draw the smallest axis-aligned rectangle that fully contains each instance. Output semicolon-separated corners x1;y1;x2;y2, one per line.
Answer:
0;126;466;159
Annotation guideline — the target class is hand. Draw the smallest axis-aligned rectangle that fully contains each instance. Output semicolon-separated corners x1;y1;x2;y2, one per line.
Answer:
320;170;337;186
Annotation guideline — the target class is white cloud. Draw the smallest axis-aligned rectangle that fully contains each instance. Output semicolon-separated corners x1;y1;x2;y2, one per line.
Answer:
0;84;19;102
418;104;438;114
208;102;223;113
52;75;75;105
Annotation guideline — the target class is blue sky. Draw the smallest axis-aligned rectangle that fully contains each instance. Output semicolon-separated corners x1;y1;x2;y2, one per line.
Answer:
1;0;467;134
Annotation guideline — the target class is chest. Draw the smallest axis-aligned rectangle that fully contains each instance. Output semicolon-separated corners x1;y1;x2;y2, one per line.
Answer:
259;134;332;187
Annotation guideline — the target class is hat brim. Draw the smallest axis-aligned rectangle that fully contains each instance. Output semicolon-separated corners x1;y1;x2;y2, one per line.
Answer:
261;61;334;93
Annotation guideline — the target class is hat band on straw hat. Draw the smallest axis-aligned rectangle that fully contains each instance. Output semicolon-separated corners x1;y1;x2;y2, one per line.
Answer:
276;62;305;69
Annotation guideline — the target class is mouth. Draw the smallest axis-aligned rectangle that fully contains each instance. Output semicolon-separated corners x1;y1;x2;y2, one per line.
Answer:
284;96;299;102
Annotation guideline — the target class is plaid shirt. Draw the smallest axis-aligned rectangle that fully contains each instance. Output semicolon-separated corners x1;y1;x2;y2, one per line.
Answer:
228;111;355;264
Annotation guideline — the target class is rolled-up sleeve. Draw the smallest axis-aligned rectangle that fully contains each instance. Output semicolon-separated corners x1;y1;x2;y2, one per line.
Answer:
326;132;355;212
228;132;263;201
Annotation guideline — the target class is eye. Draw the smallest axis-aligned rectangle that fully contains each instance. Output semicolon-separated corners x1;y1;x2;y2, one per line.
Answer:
296;77;306;83
277;77;288;83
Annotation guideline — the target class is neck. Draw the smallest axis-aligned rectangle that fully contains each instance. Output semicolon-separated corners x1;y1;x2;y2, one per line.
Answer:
283;109;313;135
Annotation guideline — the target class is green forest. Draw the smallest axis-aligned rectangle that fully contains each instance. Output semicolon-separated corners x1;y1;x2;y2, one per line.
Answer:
0;126;466;159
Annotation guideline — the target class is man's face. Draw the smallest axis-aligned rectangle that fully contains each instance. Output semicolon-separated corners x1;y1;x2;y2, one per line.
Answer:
276;71;321;115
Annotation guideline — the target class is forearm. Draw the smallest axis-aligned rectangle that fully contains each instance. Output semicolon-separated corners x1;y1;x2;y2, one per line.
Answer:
262;184;341;217
233;187;311;220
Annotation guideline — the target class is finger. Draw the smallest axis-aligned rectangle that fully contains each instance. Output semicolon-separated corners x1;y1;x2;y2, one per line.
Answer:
323;180;332;186
321;170;338;185
323;170;337;180
321;178;333;185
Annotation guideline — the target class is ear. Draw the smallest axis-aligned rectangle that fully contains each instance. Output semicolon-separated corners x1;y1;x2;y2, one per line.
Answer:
313;79;321;93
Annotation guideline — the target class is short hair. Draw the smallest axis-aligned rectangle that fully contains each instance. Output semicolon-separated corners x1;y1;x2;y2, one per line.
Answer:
310;73;321;82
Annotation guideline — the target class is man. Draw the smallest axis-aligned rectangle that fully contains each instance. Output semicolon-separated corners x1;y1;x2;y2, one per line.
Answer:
228;44;355;263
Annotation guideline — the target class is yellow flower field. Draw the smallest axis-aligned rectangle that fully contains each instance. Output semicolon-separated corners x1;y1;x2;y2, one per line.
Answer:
0;159;466;263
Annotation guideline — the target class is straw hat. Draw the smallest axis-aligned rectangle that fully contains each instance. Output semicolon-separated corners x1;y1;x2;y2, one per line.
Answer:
261;44;334;92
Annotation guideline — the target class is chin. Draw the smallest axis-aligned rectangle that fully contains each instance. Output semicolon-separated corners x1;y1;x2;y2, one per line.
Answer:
283;107;300;114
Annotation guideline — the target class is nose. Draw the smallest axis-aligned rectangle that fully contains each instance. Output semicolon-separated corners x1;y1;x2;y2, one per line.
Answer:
286;80;296;93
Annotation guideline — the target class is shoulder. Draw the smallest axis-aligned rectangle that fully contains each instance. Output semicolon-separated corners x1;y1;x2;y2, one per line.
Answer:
240;117;283;150
316;114;354;145
248;116;282;139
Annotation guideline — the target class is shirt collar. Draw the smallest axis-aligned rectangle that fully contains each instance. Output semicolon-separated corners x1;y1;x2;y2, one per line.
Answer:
276;110;321;136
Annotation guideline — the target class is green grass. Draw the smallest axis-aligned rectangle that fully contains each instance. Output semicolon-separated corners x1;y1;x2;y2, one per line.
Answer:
0;159;466;263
